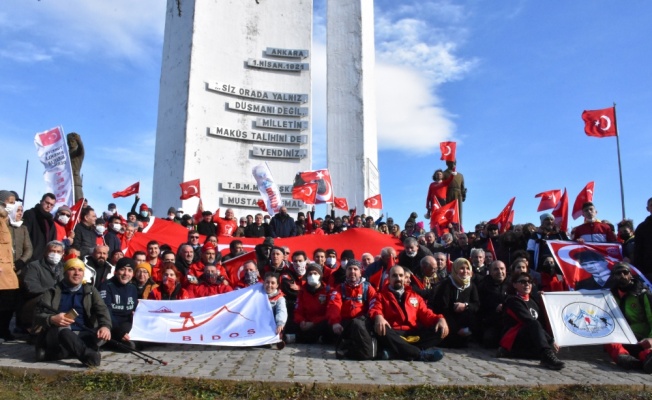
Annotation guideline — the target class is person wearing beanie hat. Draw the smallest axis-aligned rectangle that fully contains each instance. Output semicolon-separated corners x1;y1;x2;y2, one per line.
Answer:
129;195;151;227
133;262;157;300
294;262;334;344
33;255;112;367
526;213;570;271
100;258;139;350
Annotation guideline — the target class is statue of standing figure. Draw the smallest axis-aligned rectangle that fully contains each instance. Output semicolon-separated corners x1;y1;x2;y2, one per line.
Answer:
67;132;84;202
442;160;466;227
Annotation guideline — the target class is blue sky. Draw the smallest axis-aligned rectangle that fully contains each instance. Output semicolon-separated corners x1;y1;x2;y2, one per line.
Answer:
1;1;650;231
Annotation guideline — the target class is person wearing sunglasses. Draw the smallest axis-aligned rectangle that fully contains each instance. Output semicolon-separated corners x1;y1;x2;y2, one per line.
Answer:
497;272;565;370
604;262;652;373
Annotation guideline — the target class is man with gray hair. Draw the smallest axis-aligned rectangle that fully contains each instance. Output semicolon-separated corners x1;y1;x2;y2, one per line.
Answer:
470;248;488;284
397;237;432;278
364;247;397;290
19;240;66;331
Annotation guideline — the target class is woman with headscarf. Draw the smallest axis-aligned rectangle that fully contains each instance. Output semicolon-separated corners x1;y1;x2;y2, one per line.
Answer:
7;203;32;274
0;205;20;341
429;257;479;348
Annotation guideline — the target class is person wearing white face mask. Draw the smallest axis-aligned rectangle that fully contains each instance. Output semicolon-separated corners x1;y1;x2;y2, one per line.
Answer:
18;240;65;333
102;215;122;256
294;263;334;344
397;237;433;279
53;205;74;249
7;203;32;272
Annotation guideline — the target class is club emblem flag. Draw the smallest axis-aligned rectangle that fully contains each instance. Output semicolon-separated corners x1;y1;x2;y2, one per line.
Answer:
439;141;457;161
252;164;282;216
582;107;617;138
541;290;637;347
180;179;201;200
130;284;279;346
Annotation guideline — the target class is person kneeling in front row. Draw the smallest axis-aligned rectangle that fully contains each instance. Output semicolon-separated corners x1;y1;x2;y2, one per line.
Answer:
33;258;112;367
369;265;449;361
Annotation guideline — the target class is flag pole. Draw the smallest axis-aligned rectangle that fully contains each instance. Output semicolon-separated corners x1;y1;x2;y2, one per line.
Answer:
613;102;626;219
22;160;29;205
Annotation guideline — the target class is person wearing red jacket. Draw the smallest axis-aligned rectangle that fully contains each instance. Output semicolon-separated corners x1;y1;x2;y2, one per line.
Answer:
212;208;238;237
571;202;618;243
369;265;449;361
148;264;191;300
294;264;333;344
188;264;233;298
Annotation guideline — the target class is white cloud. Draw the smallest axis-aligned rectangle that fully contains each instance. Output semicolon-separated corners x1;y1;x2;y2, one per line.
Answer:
0;1;165;64
375;63;455;154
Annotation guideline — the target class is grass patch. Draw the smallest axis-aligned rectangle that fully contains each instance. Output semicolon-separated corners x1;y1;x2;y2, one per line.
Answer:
0;368;650;399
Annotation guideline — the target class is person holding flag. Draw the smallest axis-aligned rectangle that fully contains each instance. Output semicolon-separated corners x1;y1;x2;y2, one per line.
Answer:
571;202;618;243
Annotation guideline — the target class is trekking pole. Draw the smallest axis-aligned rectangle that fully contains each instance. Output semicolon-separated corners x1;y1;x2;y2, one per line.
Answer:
38;303;168;365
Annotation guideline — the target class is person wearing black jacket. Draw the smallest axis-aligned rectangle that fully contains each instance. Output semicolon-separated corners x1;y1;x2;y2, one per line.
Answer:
22;193;57;262
100;258;138;350
477;261;509;348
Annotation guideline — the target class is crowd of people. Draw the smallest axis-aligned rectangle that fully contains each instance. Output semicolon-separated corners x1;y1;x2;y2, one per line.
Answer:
0;188;651;374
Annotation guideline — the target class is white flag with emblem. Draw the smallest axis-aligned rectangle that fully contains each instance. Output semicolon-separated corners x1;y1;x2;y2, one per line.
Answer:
541;290;637;347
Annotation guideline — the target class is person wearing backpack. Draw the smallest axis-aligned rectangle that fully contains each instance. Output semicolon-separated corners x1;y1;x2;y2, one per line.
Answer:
326;260;377;360
369;265;449;361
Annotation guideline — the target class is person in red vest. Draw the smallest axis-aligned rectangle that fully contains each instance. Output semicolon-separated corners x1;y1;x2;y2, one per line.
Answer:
188;264;233;298
369;265;448;361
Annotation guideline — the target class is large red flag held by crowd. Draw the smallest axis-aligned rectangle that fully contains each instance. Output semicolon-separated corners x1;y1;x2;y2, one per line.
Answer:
439;141;456;161
487;197;515;234
293;169;333;204
333;197;348;211
546;240;651;291
363;194;383;209
535;189;561;212
582;107;617;138
552;189;569;233
112;182;140;198
180;179;201;200
126;217;403;262
572;181;595;220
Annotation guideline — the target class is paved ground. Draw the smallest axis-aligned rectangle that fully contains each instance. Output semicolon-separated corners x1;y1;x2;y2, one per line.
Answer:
0;339;649;387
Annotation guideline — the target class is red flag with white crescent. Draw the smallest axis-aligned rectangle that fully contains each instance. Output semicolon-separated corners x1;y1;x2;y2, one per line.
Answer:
572;182;595;220
293;169;333;204
291;182;318;204
65;197;85;233
363;194;383;209
582;107;617;138
193;199;204;225
552;189;569;233
431;200;459;232
333;197;348;211
487;197;515;234
180;179;201;200
222;251;258;286
439;141;457;161
112;182;140;198
535;189;562;212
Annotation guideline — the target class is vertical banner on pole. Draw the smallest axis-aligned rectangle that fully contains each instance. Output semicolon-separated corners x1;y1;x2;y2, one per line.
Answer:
34;126;74;210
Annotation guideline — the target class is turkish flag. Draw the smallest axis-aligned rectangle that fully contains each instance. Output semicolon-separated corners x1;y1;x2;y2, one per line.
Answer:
193;199;204;225
552;189;568;232
37;127;63;146
486;237;497;261
333;197;348;211
439;141;457;161
180;179;201;200
65;197;85;233
292;182;318;204
431;200;460;231
572;182;595;220
294;169;333;204
582;107;617;138
535;189;562;212
363;194;383;209
112;182;140;198
488;197;515;233
222;251;258;285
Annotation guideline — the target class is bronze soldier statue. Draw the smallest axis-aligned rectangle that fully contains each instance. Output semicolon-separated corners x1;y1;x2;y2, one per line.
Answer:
67;133;84;202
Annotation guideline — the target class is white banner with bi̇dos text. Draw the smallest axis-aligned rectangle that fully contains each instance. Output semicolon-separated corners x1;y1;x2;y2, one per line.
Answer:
130;284;279;346
541;290;637;347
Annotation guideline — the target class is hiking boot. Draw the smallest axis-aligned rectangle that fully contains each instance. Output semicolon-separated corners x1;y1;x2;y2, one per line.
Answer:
419;348;444;362
34;346;47;362
643;352;652;374
616;354;642;370
380;349;391;361
495;347;509;358
82;349;101;368
540;349;565;370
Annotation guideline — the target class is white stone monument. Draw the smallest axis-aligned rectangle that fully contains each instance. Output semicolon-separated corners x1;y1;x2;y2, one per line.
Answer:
327;0;380;217
153;0;313;216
